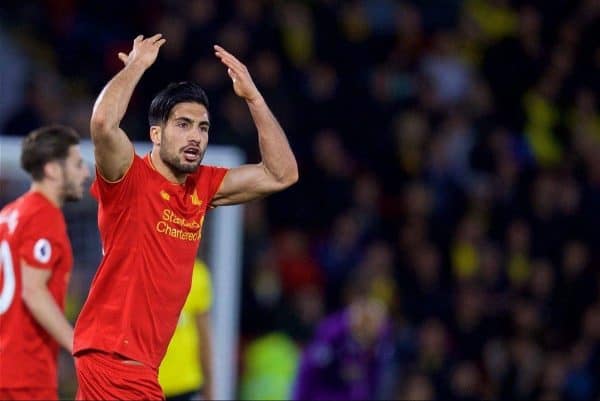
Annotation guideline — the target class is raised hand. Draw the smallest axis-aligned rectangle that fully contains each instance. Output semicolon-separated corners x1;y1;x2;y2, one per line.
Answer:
118;34;166;69
214;45;262;103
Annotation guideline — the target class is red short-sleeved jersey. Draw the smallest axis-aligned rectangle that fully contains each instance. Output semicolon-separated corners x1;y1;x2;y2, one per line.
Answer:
73;154;227;369
0;191;73;389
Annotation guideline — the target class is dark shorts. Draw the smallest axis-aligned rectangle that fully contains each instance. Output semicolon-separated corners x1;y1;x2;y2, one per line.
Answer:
166;390;202;401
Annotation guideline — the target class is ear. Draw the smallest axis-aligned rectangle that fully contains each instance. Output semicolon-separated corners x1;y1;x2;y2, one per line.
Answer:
150;126;161;146
43;161;62;181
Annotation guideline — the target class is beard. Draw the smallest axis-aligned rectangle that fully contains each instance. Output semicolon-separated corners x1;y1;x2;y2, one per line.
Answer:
61;181;83;202
64;193;81;202
160;145;203;175
61;168;83;202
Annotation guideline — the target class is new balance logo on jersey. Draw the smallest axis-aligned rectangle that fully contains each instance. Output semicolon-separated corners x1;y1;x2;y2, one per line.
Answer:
160;190;170;201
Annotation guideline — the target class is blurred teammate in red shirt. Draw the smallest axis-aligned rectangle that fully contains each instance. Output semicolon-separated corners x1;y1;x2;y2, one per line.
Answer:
0;125;90;400
73;34;298;400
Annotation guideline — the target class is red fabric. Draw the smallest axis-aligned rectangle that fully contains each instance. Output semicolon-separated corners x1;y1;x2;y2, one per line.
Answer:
279;257;324;293
74;154;227;369
0;387;58;400
75;351;164;400
275;230;324;294
0;191;72;389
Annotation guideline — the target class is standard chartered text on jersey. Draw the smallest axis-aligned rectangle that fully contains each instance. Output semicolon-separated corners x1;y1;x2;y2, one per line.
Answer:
156;208;204;241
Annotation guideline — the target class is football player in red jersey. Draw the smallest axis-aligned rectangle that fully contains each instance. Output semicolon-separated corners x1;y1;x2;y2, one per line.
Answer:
73;34;298;400
0;125;90;400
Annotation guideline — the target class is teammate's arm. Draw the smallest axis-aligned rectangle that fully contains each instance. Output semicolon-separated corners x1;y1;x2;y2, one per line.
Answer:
90;34;166;181
21;263;74;353
196;312;214;400
211;45;298;206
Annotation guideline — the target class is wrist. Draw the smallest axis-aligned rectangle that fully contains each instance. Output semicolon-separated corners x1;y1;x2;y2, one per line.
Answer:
246;94;265;106
126;60;150;73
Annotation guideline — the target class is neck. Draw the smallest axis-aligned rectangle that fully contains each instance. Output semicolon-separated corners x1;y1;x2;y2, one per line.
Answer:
150;148;187;184
30;181;62;208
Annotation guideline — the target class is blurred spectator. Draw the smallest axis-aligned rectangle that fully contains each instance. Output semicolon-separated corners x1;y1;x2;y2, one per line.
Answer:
449;360;483;400
315;212;365;310
275;228;324;297
415;318;453;396
395;372;436;400
242;246;285;337
292;281;394;400
0;28;28;130
240;332;300;401
421;31;473;107
304;129;355;229
3;69;65;136
402;242;451;324
276;1;315;68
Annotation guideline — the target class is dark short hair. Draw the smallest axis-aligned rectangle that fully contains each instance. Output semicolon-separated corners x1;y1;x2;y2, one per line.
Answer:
148;82;210;126
21;125;81;181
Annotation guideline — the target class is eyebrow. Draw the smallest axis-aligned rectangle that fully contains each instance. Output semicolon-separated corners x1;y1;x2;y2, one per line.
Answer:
174;117;210;127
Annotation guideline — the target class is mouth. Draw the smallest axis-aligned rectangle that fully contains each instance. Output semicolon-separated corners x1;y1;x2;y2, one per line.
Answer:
182;146;201;162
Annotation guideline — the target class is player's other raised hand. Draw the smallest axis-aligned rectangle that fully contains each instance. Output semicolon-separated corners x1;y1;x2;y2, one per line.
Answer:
214;44;262;103
118;34;167;69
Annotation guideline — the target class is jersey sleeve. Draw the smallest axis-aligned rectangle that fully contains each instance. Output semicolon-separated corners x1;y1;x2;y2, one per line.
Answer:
91;154;144;208
18;213;65;270
203;165;229;204
189;260;213;314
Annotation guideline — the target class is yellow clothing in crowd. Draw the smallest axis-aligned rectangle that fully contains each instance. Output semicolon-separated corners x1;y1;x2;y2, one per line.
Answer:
159;260;213;396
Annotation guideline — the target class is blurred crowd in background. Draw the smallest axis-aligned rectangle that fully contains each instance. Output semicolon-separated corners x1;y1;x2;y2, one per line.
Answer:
2;0;600;399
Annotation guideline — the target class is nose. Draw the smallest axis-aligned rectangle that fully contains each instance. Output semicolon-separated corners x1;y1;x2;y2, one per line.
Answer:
187;136;206;149
189;128;204;142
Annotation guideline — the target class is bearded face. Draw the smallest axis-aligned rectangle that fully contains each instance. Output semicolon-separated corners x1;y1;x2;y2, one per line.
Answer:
156;102;210;176
60;145;90;202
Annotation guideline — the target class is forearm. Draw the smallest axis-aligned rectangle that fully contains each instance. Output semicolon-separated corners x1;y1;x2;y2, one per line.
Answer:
201;354;214;400
92;62;147;131
247;97;298;184
199;325;214;400
23;288;73;353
